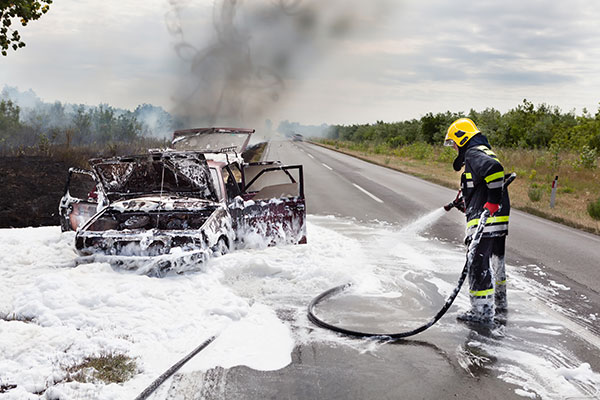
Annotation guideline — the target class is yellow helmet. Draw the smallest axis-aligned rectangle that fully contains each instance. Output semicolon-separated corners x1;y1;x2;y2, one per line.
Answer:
445;118;480;147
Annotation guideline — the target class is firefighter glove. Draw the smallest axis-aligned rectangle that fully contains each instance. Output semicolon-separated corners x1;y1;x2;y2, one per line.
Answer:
484;202;499;216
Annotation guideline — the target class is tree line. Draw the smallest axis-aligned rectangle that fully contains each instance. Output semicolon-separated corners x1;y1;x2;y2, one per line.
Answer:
0;89;177;154
327;99;600;153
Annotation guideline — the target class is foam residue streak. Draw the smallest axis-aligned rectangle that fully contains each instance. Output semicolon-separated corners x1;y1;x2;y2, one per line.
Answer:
0;215;599;399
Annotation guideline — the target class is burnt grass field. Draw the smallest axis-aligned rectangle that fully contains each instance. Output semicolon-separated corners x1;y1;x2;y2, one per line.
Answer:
0;156;74;228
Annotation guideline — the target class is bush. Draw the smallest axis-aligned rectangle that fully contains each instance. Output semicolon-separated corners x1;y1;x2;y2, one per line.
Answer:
528;169;537;180
437;146;456;163
374;143;389;155
528;185;543;202
406;142;433;160
348;142;368;153
514;168;527;178
588;198;600;220
387;136;406;148
549;141;562;171
38;134;51;156
534;155;547;168
558;186;574;194
579;145;598;169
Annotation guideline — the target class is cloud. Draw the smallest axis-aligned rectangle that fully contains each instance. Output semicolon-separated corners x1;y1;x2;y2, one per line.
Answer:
356;1;600;88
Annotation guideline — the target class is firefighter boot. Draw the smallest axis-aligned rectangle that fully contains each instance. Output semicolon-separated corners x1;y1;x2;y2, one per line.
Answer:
457;295;495;324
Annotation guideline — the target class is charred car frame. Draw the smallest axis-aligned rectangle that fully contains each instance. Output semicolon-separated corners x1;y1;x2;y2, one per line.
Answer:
59;128;306;275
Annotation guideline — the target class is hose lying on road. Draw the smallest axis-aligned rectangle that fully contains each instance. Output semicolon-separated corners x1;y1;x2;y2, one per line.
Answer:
308;173;516;339
133;334;218;400
308;209;491;340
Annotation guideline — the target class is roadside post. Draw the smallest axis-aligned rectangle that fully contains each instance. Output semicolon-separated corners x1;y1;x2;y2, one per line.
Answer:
550;175;558;208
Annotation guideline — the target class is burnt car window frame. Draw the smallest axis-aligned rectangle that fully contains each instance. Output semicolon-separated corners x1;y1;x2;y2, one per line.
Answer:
59;167;103;232
209;167;224;201
243;164;304;199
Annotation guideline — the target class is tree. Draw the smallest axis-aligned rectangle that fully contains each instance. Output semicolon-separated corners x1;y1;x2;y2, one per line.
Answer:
72;105;92;145
1;0;53;56
0;99;20;131
0;99;22;148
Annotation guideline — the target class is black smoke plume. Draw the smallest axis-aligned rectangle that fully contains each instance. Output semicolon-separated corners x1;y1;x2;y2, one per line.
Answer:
166;0;389;129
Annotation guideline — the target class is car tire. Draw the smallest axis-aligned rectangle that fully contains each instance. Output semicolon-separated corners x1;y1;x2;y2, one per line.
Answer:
213;237;229;256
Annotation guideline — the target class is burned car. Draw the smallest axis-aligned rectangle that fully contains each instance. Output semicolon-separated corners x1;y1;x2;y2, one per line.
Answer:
59;128;306;275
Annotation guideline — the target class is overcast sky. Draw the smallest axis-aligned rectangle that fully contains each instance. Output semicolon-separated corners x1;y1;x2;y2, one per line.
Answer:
1;0;600;126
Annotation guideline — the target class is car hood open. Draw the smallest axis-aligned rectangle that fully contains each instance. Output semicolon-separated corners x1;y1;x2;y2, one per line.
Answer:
89;152;219;203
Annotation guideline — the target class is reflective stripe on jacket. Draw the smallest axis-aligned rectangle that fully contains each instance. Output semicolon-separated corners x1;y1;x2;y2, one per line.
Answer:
461;143;510;238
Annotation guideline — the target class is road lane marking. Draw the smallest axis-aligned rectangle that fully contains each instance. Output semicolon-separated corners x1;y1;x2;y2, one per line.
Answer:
322;163;333;171
353;184;384;203
307;153;315;159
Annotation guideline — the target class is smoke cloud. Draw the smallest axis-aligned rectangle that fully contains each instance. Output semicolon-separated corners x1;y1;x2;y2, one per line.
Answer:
166;0;390;131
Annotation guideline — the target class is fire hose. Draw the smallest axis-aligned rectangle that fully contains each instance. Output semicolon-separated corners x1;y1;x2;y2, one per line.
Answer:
133;335;218;400
307;209;489;339
307;173;516;339
136;175;516;398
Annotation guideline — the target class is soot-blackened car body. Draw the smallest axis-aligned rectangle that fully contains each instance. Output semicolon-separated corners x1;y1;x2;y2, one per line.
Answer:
59;128;306;275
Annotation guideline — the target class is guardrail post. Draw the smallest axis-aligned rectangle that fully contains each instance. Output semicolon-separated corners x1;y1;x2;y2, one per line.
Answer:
550;175;558;208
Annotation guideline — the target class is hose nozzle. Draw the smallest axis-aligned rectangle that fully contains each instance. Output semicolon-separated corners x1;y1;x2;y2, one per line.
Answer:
444;189;465;213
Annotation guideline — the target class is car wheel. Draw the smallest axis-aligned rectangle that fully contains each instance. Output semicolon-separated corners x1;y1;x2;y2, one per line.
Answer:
213;237;229;256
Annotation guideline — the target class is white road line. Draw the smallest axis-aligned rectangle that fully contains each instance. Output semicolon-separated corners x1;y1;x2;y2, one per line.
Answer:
322;163;333;171
307;153;314;159
353;183;384;203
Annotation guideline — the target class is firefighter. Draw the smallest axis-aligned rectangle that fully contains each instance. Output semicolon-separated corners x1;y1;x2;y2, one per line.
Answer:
444;118;510;323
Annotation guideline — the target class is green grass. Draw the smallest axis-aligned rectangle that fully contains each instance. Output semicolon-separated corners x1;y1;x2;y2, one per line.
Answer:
588;197;600;220
66;353;137;384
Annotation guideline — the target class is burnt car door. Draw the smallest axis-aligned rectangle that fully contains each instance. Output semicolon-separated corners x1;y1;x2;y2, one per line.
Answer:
231;162;306;245
221;162;244;202
59;168;104;232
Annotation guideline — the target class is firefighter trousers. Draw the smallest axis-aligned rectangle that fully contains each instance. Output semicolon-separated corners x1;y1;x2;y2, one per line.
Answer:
468;236;507;312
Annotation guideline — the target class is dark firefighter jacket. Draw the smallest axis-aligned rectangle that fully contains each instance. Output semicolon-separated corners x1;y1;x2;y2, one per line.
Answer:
457;134;510;238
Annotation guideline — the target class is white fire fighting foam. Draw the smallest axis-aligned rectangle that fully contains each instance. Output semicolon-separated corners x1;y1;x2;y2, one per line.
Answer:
1;215;599;399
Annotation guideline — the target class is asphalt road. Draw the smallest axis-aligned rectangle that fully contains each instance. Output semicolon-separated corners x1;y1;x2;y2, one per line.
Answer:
168;138;600;399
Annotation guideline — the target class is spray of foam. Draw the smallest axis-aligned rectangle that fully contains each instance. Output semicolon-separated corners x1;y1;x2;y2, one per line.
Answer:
368;207;449;264
400;207;447;236
165;0;390;132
